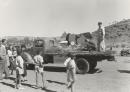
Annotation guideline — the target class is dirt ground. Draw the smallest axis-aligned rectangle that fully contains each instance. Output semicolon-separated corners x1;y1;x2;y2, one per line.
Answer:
1;56;130;92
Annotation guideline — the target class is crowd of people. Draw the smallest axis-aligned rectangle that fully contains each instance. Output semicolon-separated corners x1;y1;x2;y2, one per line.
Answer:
0;39;76;92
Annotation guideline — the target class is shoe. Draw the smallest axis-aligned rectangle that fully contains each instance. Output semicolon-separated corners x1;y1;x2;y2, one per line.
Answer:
35;86;41;89
14;85;18;89
24;79;28;82
67;83;72;89
42;86;47;90
17;85;25;89
17;87;25;89
96;70;102;73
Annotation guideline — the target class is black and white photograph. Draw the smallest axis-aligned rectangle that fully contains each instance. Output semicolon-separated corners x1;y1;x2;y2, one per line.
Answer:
0;0;130;92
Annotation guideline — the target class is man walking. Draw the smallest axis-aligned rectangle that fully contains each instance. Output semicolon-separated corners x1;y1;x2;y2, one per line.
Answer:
0;39;10;79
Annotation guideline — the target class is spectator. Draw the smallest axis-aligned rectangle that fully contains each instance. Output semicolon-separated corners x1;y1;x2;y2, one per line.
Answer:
34;50;46;89
12;46;17;58
15;49;24;89
7;46;14;75
0;39;10;79
21;45;34;82
64;53;76;92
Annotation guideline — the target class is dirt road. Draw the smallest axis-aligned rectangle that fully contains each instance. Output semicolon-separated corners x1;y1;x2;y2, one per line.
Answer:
1;56;130;92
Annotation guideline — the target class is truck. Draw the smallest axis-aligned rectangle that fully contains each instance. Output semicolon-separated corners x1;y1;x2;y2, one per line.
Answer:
27;39;115;74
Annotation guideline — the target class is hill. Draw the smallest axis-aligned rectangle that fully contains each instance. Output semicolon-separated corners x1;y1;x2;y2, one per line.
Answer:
91;19;130;48
105;19;130;48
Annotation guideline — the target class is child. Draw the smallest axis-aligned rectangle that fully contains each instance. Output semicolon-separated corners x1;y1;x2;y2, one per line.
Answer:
7;46;14;75
15;49;24;89
9;46;17;75
34;50;46;89
21;45;28;82
64;53;76;92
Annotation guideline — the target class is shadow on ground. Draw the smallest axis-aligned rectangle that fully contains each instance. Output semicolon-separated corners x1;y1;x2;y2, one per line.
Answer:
88;68;102;74
22;83;36;89
27;65;101;74
44;66;102;74
118;70;130;73
22;83;57;92
44;66;66;72
8;77;15;81
0;82;14;88
0;82;57;92
42;88;57;92
47;80;66;85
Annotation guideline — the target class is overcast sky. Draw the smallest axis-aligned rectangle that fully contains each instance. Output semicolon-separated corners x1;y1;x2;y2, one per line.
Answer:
0;0;130;37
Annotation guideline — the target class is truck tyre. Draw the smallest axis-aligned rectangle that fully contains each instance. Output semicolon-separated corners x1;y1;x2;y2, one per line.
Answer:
76;58;90;74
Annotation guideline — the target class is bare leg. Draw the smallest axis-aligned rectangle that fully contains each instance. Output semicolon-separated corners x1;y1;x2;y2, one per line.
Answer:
10;59;14;75
36;72;39;87
19;74;21;85
11;69;13;75
71;81;74;92
41;72;45;88
16;74;21;88
70;69;76;92
67;69;71;88
15;74;18;88
18;74;24;89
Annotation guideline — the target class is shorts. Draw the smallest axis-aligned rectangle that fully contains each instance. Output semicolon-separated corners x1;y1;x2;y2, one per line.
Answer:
16;67;24;75
35;66;44;73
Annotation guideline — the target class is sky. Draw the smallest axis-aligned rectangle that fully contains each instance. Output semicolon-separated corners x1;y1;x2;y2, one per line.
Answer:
0;0;130;37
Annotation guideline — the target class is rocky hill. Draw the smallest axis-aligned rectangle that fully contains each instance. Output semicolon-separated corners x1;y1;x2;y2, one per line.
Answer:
91;19;130;48
105;19;130;48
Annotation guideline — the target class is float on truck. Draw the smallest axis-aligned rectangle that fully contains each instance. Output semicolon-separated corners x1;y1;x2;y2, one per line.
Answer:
28;39;114;74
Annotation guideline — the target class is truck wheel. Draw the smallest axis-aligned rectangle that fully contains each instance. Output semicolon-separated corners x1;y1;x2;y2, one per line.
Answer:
76;58;90;74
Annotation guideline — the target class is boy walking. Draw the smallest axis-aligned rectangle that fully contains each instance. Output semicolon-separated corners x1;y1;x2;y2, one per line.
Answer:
34;50;46;89
64;53;76;92
15;49;24;89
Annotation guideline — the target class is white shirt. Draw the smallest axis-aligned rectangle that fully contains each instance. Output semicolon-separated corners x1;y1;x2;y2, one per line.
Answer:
16;56;24;69
64;58;71;66
7;50;13;57
34;55;44;65
0;44;6;56
64;57;76;69
12;51;17;57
